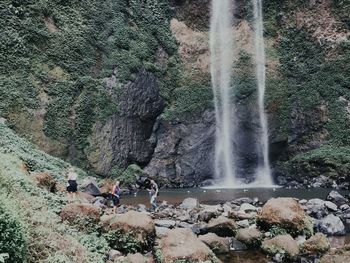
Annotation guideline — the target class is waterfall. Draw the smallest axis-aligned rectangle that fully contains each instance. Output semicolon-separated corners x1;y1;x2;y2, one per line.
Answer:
253;0;274;186
209;0;274;188
209;0;236;187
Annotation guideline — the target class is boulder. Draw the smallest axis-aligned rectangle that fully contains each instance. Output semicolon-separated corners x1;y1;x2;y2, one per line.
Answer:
318;214;346;236
206;216;237;237
61;203;100;228
198;233;230;255
261;234;299;259
305;199;328;219
320;245;350;263
302;233;330;254
258;198;313;237
180;198;199;210
33;172;57;192
325;201;338;212
101;211;155;252
237;219;250;228
159;228;219;262
327;191;348;206
236;228;262;248
108;250;123;261
198;205;221;222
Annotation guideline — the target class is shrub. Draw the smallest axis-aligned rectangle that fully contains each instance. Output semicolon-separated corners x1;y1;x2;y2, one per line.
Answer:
0;198;27;263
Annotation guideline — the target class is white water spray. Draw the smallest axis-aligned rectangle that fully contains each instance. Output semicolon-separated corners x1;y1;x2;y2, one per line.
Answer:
253;0;274;186
210;0;236;187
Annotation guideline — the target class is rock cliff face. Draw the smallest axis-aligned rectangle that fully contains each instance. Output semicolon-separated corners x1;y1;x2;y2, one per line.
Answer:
86;70;165;175
1;0;349;186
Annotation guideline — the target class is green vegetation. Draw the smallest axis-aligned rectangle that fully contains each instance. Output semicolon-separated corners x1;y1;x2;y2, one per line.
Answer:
0;124;109;262
109;164;143;187
0;197;27;263
0;0;179;169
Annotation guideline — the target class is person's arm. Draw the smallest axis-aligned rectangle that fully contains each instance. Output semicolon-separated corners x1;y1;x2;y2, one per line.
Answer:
111;185;115;195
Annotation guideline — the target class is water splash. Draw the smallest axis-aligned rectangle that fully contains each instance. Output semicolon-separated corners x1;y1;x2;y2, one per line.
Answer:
209;0;236;187
253;0;274;186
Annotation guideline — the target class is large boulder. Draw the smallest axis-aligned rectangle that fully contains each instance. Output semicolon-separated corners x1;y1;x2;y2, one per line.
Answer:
60;203;100;230
317;214;346;236
206;216;237;237
320;245;350;263
302;233;330;254
33;172;57;192
236;228;262;248
159;228;219;263
198;233;230;255
261;234;299;260
101;211;155;252
258;198;313;237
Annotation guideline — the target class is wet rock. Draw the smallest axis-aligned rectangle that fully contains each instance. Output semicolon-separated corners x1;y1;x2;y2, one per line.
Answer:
206;216;237;237
317;214;345;236
198;233;230;255
159;228;218;262
180;198;199;210
261;234;299;259
258;198;313;237
154;219;176;228
302;233;330;254
327;191;348;207
236;228;262;248
101;211;155;251
239;203;258;212
230;238;248;251
340;204;350;211
61;204;100;228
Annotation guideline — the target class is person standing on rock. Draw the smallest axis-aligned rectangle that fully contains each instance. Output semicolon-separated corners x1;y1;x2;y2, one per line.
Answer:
66;167;78;203
111;181;121;214
147;179;158;212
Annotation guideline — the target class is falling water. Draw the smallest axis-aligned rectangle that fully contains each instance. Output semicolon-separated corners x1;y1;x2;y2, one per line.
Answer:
253;0;274;186
210;0;236;186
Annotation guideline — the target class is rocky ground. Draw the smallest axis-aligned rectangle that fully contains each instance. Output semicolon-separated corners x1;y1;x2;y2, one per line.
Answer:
62;186;350;263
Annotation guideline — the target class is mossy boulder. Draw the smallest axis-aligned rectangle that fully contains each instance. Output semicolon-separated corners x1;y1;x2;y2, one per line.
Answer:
159;228;219;263
101;211;155;253
302;233;330;255
198;233;230;255
258;198;313;237
261;234;299;260
61;203;100;231
33;172;57;192
236;228;262;248
206;216;237;237
320;245;350;263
